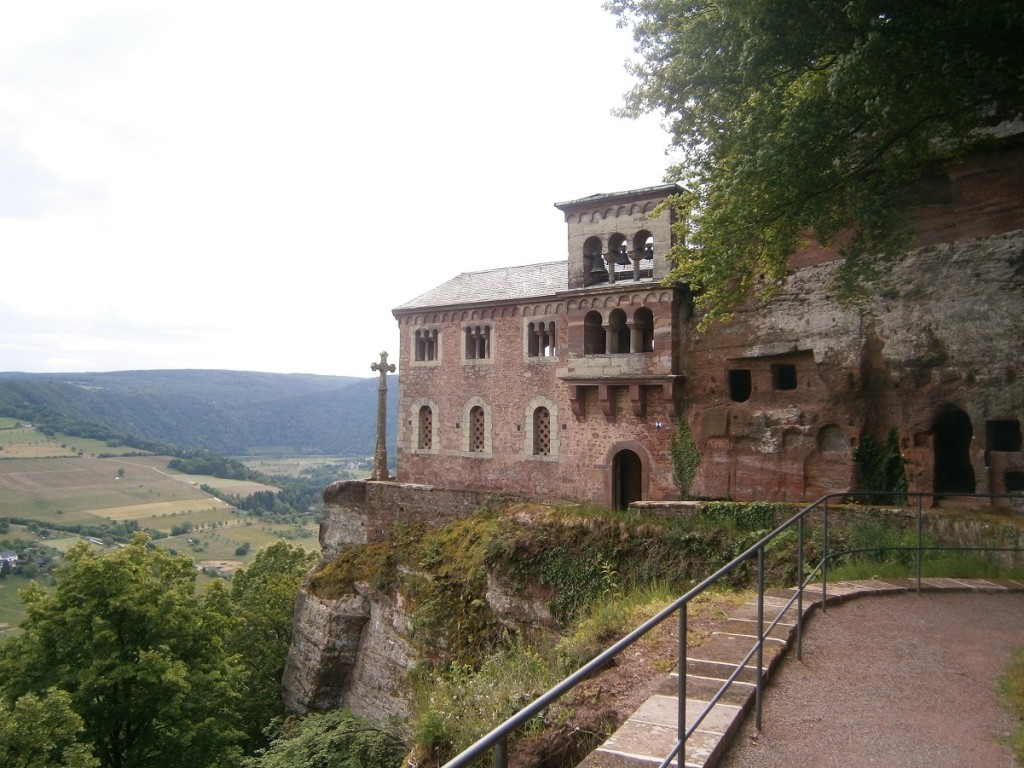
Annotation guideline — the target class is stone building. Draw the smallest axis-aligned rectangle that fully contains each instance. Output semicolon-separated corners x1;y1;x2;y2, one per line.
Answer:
391;142;1024;508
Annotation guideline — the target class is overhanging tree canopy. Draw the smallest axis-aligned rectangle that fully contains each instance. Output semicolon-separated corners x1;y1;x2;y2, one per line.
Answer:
608;0;1024;321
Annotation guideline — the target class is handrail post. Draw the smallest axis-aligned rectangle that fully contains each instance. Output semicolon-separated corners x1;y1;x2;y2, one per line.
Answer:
797;514;804;661
678;603;687;768
822;498;829;614
755;545;765;730
916;493;923;595
494;736;507;768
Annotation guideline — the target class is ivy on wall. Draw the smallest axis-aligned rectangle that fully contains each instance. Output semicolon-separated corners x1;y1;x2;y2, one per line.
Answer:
854;427;908;504
669;419;700;499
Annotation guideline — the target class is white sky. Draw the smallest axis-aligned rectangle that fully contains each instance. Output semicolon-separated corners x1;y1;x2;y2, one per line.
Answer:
0;1;675;378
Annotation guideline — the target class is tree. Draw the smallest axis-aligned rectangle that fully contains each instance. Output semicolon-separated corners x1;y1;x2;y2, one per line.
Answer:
0;689;100;768
0;535;243;768
608;0;1024;322
224;541;320;752
243;710;405;768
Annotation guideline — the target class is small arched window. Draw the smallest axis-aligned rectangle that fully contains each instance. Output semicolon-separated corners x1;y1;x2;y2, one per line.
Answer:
533;407;551;456
470;406;486;453
418;406;433;450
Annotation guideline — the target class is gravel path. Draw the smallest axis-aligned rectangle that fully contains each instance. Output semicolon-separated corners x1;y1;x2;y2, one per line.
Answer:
719;591;1024;768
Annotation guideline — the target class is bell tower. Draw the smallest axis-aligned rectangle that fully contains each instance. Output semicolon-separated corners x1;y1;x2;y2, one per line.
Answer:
554;183;684;290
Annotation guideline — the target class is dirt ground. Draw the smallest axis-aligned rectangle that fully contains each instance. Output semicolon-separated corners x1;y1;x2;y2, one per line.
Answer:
719;592;1024;768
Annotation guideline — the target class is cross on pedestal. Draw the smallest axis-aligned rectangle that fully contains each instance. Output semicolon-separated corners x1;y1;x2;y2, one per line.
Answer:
370;351;396;481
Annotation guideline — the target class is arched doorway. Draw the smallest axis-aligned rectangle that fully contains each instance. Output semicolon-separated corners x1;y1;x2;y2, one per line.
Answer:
612;449;643;509
933;406;975;493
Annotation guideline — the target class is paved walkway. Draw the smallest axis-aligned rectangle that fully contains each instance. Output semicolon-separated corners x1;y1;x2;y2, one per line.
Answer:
578;578;1024;768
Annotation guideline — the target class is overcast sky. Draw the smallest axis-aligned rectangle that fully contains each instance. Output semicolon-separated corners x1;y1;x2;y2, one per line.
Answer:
0;1;675;378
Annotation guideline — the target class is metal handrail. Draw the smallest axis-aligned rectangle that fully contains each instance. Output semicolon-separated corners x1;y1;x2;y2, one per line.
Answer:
441;491;1023;768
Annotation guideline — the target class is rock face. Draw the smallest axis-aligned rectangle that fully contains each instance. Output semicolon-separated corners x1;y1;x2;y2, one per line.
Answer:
282;584;370;714
688;227;1024;502
339;581;418;720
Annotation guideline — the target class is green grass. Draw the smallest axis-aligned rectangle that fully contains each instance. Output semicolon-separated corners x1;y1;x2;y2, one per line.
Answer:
828;551;1024;582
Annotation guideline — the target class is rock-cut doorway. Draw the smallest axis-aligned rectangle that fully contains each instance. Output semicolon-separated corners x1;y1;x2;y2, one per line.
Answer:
933;406;976;494
612;449;643;510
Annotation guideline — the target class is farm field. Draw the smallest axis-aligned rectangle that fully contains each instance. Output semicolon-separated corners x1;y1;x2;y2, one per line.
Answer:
0;423;149;458
239;454;370;480
0;455;231;523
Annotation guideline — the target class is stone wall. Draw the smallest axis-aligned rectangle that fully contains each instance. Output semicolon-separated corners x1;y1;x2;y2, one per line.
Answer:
320;479;522;559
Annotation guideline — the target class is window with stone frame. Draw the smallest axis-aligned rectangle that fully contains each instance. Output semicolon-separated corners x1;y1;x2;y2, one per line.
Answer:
414;328;439;362
417;406;433;450
464;324;492;361
532;407;551;455
469;406;486;452
527;320;557;358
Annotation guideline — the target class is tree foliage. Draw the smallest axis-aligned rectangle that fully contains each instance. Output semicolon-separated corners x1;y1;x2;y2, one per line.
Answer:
608;0;1024;321
224;541;320;752
244;710;405;768
0;535;244;768
0;689;100;768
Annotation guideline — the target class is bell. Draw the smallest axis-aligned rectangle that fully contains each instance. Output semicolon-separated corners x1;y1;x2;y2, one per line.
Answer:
643;241;654;258
589;254;608;277
615;244;631;266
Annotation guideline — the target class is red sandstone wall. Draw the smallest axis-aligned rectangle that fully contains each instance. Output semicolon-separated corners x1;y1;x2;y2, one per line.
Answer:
395;290;686;506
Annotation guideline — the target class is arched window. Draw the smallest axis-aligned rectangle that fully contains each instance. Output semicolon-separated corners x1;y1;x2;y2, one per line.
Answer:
533;407;550;455
584;311;605;354
584;236;606;284
634;307;654;352
417;406;433;450
608;308;629;354
470;406;486;453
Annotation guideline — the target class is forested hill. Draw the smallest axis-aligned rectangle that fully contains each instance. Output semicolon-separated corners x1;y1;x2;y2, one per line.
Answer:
0;369;398;456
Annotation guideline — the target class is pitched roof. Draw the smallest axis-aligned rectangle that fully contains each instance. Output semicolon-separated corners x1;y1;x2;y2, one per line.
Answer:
395;261;567;311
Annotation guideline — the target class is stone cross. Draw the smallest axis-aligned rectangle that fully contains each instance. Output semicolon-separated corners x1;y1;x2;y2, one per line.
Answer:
370;350;396;481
